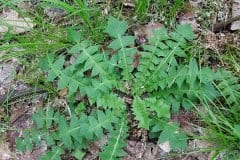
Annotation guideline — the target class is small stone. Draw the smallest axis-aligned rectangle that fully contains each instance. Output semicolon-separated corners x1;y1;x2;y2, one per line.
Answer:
44;7;66;19
159;141;171;153
0;9;35;34
0;63;16;85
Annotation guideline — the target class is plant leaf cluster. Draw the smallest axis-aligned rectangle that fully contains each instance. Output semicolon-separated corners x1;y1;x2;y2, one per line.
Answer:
17;17;239;159
17;108;128;160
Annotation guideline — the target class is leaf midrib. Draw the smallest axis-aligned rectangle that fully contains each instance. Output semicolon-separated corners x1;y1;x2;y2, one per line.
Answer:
143;42;180;88
47;54;86;88
109;120;124;160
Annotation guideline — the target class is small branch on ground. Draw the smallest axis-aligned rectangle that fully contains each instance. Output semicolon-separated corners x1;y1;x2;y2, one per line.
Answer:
0;88;45;105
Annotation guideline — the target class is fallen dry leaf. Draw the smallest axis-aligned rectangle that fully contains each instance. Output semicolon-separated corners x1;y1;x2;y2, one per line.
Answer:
19;142;47;160
124;140;150;159
10;107;28;124
132;53;141;68
171;109;197;132
0;9;35;34
59;87;68;97
84;135;108;160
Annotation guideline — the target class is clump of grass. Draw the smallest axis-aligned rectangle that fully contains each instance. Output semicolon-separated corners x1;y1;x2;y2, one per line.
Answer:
220;45;240;74
0;0;109;87
195;0;229;29
0;2;70;61
149;0;185;27
199;103;240;159
134;0;150;20
0;0;110;60
195;71;240;159
39;0;108;42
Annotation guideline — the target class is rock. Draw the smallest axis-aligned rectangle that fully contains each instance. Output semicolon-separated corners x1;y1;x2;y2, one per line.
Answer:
0;62;16;85
231;0;240;30
159;141;171;153
134;22;162;39
44;7;66;19
189;0;202;7
134;22;162;46
0;143;14;160
0;9;35;34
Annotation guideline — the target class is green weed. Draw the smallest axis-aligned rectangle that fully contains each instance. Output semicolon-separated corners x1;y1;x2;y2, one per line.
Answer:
1;1;240;159
134;0;150;20
16;17;228;159
143;0;186;26
220;45;240;74
195;69;240;159
40;0;107;42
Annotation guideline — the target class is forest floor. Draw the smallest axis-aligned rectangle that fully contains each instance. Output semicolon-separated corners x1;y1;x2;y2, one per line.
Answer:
0;0;240;160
